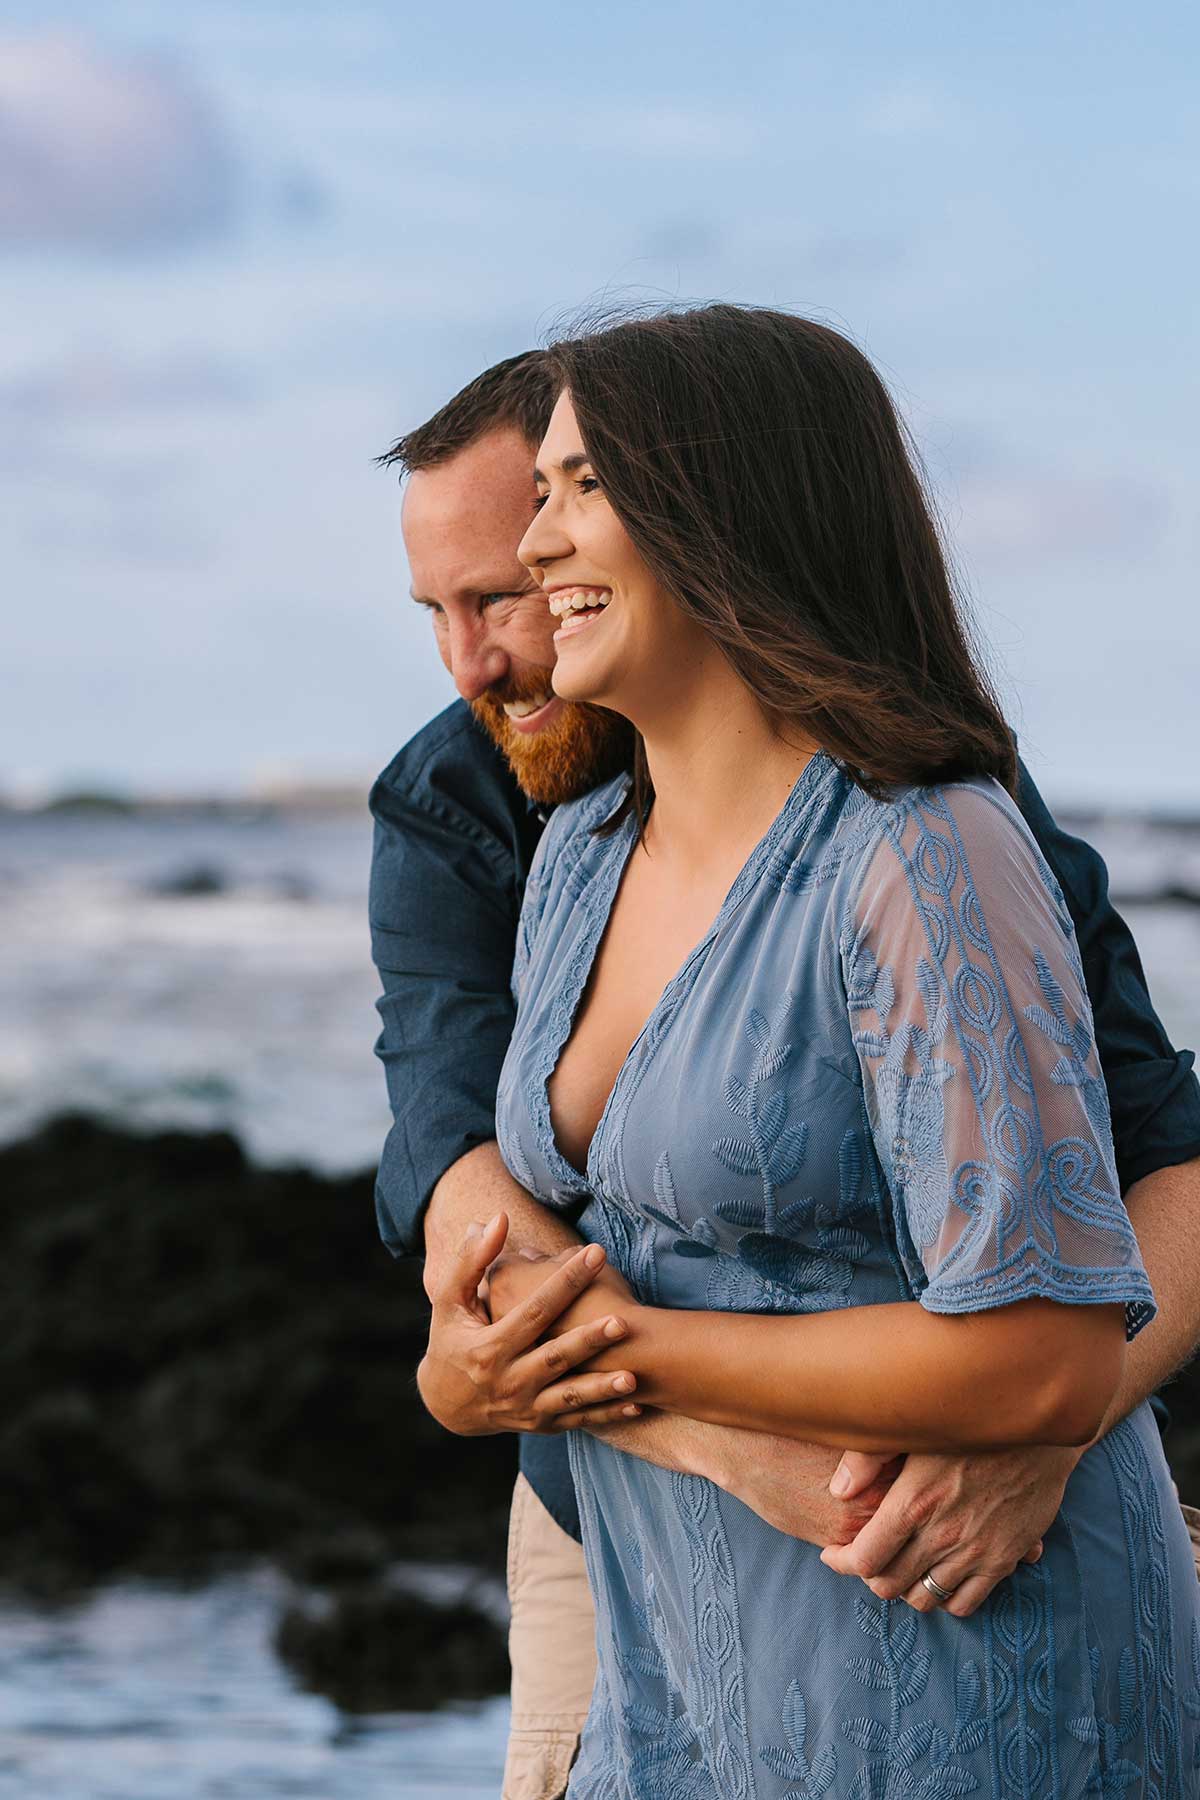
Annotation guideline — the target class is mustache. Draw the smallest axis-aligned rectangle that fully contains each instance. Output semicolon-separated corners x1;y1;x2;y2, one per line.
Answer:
474;668;556;711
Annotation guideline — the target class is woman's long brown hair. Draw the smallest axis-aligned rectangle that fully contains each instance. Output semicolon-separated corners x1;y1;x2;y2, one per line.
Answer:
546;305;1015;831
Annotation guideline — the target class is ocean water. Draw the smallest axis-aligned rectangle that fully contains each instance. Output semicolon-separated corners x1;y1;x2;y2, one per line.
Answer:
1;803;1198;1796
2;805;1198;1172
0;808;389;1173
0;1572;508;1799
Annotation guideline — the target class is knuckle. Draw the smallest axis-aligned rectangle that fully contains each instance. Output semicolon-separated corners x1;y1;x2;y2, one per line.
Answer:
561;1386;584;1409
869;1575;904;1601
903;1490;941;1531
521;1296;548;1332
543;1343;567;1376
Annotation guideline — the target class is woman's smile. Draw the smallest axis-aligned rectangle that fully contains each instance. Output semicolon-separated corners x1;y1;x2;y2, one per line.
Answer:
546;584;614;642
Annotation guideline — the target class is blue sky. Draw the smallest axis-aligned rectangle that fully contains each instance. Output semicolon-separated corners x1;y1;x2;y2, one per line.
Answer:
2;0;1197;806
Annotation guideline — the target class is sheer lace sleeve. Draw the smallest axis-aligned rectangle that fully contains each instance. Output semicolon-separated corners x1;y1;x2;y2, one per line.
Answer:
843;782;1156;1338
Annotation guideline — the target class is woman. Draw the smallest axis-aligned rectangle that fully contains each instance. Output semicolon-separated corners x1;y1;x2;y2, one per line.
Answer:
489;306;1200;1797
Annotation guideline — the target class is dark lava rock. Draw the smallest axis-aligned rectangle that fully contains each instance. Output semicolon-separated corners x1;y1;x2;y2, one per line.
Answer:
147;864;228;897
0;1114;517;1597
276;1582;510;1713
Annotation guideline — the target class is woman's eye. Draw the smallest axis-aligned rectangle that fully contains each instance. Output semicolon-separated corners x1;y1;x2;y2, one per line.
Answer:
577;475;601;495
532;492;548;510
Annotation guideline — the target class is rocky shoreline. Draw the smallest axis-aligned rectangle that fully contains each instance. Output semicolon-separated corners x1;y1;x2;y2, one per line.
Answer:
4;1112;1199;1714
0;1114;514;1707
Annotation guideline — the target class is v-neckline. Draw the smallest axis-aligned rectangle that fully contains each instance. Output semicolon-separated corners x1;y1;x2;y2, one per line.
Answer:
541;752;833;1190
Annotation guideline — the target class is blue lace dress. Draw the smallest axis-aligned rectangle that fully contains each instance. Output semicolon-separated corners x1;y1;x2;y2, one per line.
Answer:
495;756;1200;1799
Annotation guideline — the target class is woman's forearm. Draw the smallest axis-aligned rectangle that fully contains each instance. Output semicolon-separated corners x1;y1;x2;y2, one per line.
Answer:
624;1295;1126;1455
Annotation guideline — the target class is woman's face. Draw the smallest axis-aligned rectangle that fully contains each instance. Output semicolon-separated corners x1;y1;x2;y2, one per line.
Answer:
518;390;708;722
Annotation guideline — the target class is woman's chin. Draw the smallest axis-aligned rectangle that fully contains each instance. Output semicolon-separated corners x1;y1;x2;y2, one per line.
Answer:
550;660;610;707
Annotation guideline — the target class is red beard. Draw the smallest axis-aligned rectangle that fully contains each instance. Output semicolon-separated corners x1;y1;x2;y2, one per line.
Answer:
470;672;632;808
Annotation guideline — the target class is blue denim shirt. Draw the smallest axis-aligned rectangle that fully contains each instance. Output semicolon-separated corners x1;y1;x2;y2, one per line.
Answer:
370;700;1200;1542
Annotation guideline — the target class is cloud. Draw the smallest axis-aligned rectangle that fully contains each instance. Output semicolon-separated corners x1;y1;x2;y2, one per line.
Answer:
0;31;236;251
0;347;254;422
948;464;1167;564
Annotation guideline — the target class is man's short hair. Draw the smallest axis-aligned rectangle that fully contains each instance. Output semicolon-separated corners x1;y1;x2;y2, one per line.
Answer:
377;350;558;475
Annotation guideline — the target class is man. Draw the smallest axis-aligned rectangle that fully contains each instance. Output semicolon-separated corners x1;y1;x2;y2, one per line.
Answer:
369;351;1200;1800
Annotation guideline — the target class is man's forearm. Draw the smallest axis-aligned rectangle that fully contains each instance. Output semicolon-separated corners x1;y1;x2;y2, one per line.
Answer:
422;1141;582;1296
588;1410;891;1546
1094;1157;1200;1437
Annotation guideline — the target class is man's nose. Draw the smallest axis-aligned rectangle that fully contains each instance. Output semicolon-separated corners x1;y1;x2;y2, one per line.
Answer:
447;616;508;703
518;501;573;573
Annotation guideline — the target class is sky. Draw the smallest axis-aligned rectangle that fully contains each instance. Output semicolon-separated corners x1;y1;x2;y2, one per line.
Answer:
2;1;1197;809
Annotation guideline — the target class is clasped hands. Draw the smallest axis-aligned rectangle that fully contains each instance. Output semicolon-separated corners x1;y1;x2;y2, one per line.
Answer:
418;1217;1080;1617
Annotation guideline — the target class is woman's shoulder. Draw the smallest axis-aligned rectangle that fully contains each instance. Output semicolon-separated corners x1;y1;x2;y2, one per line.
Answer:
842;773;1071;937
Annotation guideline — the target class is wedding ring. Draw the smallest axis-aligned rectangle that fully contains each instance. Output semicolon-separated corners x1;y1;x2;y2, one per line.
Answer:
920;1571;956;1603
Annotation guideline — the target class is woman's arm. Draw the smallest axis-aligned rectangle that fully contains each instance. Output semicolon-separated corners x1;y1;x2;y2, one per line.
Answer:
617;1292;1125;1453
488;1255;1125;1453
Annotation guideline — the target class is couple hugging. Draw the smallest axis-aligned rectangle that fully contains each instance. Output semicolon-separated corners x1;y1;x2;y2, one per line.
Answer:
369;307;1200;1800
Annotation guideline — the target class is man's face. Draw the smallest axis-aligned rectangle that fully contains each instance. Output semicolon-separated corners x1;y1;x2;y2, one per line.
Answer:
402;424;629;806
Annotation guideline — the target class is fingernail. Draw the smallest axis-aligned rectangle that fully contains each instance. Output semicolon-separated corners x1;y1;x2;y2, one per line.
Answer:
603;1317;626;1339
612;1374;634;1393
621;1404;641;1417
829;1467;852;1497
584;1245;605;1270
486;1213;503;1233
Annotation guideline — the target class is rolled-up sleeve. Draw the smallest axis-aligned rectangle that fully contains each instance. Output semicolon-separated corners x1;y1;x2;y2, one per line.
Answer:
368;731;527;1257
1017;760;1200;1192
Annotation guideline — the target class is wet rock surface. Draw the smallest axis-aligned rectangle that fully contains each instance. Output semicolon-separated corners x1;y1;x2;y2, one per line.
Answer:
0;1114;516;1707
276;1581;510;1714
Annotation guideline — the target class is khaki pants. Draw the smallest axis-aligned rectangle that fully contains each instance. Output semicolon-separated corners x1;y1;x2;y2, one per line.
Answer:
502;1474;597;1800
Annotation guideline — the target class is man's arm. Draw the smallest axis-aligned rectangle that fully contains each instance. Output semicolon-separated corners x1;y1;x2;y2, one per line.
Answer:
422;1142;580;1299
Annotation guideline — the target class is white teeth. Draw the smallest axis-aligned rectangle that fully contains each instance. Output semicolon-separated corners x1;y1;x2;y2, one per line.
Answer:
503;694;553;719
547;588;613;617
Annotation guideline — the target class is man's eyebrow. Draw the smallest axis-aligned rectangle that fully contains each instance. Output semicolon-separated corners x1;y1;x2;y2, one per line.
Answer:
533;451;591;483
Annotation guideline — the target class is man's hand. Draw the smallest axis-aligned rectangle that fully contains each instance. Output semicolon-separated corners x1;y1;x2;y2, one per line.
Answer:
417;1214;644;1436
819;1445;1079;1616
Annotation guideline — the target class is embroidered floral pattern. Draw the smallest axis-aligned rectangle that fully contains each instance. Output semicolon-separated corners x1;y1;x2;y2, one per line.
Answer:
497;768;1197;1797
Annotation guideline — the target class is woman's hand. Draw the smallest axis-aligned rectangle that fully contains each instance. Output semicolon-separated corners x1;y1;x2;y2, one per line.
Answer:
484;1245;649;1427
417;1215;642;1436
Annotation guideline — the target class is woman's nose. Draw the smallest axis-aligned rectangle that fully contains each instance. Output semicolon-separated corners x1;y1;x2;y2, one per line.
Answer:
518;499;573;572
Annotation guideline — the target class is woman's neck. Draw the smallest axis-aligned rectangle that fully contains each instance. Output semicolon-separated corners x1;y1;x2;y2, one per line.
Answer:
637;657;817;871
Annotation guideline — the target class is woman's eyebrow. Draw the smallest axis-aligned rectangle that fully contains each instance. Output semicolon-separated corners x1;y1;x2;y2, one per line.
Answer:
533;451;591;483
